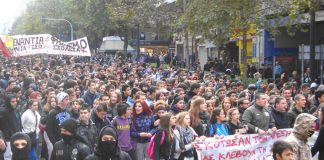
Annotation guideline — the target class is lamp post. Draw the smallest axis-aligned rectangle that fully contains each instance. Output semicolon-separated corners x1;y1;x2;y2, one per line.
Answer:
41;16;73;41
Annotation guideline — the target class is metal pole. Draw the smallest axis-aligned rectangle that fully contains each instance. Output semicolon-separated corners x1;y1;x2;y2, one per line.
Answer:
321;44;323;84
301;44;304;83
273;56;275;80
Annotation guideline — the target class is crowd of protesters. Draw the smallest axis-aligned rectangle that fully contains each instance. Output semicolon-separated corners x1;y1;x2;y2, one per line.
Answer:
0;54;324;160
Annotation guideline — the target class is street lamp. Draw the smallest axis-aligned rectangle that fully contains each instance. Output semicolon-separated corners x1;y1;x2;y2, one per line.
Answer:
41;16;74;41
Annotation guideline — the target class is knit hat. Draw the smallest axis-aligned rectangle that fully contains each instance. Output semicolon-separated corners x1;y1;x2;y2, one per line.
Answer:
154;100;167;113
57;92;68;103
60;118;78;135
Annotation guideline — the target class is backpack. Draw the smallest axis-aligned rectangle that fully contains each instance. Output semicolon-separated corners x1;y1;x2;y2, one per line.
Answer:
147;130;165;160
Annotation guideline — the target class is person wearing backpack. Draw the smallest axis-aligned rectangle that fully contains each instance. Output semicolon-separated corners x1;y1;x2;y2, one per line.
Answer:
151;113;177;160
173;112;199;160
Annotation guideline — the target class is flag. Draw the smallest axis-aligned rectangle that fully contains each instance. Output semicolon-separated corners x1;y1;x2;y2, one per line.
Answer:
0;37;10;60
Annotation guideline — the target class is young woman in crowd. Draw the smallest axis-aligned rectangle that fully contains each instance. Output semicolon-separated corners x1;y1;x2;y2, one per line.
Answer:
189;97;210;137
210;107;228;136
170;95;185;115
174;111;198;160
153;100;168;127
153;113;177;160
40;95;57;159
226;108;248;135
130;100;156;160
21;100;41;160
206;100;215;120
220;97;233;117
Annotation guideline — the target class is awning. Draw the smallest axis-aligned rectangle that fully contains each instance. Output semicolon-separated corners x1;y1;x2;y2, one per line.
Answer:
99;36;135;52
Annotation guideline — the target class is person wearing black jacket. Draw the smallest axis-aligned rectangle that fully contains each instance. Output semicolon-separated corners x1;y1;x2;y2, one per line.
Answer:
51;118;91;160
0;93;21;160
312;105;324;160
0;130;6;160
85;126;131;160
45;92;71;145
271;97;290;129
90;104;111;135
77;106;98;152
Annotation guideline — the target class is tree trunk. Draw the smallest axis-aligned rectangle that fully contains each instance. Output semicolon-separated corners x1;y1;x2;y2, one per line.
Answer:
242;32;247;77
310;8;316;81
123;30;128;55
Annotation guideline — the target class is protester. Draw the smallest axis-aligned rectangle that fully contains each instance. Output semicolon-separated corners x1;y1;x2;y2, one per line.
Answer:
0;130;6;160
45;92;71;145
153;113;177;160
21;100;40;160
271;140;293;160
271;96;290;129
311;105;324;159
130;100;156;160
242;93;277;134
173;112;198;160
0;93;21;160
210;107;228;136
111;103;136;160
85;126;131;160
285;113;317;160
10;132;31;160
287;94;307;127
226;108;248;135
90;104;111;135
51;118;91;160
77;106;98;152
189;97;210;136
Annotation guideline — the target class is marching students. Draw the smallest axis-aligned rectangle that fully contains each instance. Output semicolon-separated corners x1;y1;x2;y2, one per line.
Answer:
51;118;91;160
153;113;177;160
173;112;198;160
130;100;156;160
21;100;40;160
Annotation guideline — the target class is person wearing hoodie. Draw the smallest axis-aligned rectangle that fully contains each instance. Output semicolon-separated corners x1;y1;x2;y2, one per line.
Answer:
51;118;92;160
0;93;21;160
85;126;131;160
45;92;71;146
10;132;31;160
81;80;100;108
285;113;317;160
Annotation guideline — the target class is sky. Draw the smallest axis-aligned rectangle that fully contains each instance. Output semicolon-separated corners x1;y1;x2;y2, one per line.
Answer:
0;0;29;34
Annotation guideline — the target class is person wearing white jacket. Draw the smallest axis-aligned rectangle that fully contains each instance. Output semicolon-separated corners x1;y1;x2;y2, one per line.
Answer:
173;112;199;160
21;100;41;160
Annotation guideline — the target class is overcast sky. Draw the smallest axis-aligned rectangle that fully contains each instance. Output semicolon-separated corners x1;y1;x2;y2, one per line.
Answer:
0;0;29;34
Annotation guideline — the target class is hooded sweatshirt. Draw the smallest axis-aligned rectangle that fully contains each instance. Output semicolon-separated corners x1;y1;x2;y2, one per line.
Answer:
85;126;131;160
10;132;31;160
285;113;317;160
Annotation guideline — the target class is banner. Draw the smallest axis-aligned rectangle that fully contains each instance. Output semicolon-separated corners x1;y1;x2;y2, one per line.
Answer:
12;34;91;57
196;129;318;160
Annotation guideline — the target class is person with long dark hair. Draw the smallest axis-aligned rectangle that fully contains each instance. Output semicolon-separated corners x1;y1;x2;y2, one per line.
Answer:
153;113;177;160
210;107;228;136
130;100;156;160
312;104;324;159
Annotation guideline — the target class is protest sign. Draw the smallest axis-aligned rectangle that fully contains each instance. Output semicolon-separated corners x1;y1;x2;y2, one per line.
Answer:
196;129;318;160
12;34;91;56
